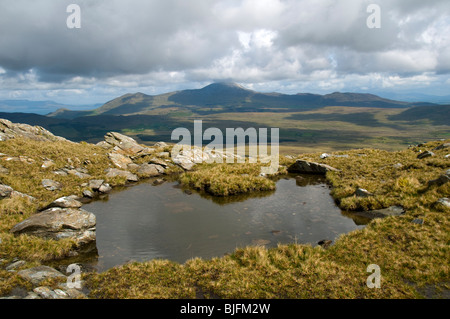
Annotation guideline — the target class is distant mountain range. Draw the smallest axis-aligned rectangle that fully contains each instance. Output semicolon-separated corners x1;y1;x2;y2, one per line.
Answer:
47;82;435;119
0;83;448;145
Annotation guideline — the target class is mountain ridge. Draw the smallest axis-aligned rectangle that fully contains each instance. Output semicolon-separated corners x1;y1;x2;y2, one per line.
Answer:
47;82;434;119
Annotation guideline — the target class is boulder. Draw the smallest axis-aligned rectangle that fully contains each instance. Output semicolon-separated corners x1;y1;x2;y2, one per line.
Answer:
104;132;145;154
10;208;96;248
354;206;405;219
105;168;139;182
18;266;67;286
0;119;69;143
288;160;339;175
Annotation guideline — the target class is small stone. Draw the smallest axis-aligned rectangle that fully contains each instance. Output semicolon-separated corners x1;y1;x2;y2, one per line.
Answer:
435;198;450;208
82;190;94;198
89;179;104;191
0;184;14;199
393;163;403;169
42;179;62;191
41;160;55;169
6;260;26;271
355;188;373;197
24;292;41;299
433;143;450;151
417;151;435;159
411;218;424;225
154;141;168;148
320;153;330;159
152;179;165;186
98;183;112;193
33;286;58;299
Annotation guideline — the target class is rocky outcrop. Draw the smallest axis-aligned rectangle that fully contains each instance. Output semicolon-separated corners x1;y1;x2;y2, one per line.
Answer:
433;143;450;151
0;119;68;142
288;159;339;175
10;207;96;250
104;132;144;153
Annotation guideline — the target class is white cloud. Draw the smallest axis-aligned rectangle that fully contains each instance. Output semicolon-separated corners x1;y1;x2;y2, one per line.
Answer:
0;0;449;104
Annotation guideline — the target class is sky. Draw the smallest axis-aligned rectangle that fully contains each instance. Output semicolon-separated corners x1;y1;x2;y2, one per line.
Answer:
0;0;449;107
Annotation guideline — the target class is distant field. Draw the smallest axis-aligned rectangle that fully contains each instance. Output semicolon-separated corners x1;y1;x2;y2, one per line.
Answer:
123;106;450;154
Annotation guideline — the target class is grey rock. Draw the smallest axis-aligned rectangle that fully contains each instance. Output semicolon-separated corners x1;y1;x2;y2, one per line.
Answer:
10;207;96;248
41;160;55;169
105;168;139;182
393;163;403;169
82;190;94;198
0;164;9;174
428;170;450;186
318;239;332;248
108;152;132;169
137;163;165;178
53;169;68;176
89;179;104;191
411;218;424;225
152;178;165;186
288;160;339;175
0;184;13;199
354;206;405;219
433;143;450;151
154;141;168;148
0;118;69;142
66;169;91;179
355;188;373;197
18;266;67;286
24;292;41;299
98;183;112;194
158;152;170;158
435;198;450;208
42;179;62;191
320;153;330;159
417;151;435;159
127;163;140;171
33;286;59;299
6;260;26;271
48;196;83;209
148;157;169;168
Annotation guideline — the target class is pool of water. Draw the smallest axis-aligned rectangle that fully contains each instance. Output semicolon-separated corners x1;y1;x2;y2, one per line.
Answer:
80;175;366;271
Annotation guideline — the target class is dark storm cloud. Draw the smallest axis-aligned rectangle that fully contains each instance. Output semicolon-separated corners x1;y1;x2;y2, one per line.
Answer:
0;0;449;102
